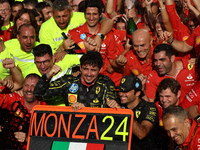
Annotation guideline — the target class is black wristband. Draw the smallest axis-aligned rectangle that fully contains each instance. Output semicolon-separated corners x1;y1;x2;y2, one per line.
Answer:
41;74;51;82
97;33;105;40
194;115;200;121
167;37;174;45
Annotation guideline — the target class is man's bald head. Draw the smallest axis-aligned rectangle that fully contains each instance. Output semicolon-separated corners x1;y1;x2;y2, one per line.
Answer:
132;29;152;60
132;29;151;43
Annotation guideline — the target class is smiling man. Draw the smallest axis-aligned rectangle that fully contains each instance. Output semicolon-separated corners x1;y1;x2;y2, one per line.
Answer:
162;106;200;150
115;75;160;150
67;0;126;86
39;0;113;54
145;44;196;102
35;2;53;21
123;29;154;77
23;44;81;106
155;78;182;126
4;24;40;73
0;73;47;149
34;51;117;109
0;0;13;31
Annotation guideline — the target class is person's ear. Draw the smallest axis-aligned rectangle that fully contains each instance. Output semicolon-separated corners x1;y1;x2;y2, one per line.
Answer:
184;118;191;128
135;91;141;97
171;55;175;62
177;90;181;99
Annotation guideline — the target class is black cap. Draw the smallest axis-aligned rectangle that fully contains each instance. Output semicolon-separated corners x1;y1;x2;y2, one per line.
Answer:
117;75;142;92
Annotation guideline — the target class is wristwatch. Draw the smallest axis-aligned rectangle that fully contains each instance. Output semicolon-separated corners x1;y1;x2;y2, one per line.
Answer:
194;115;200;122
97;33;105;40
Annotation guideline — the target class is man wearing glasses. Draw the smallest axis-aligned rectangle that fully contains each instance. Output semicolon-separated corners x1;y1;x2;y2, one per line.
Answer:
23;44;81;106
0;0;12;31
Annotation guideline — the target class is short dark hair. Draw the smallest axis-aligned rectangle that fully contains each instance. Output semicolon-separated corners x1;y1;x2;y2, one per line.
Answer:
0;0;10;6
17;24;35;35
23;0;38;8
11;1;23;9
32;8;44;22
116;16;127;28
35;2;51;12
162;106;188;123
80;51;103;69
154;44;174;58
24;73;40;83
78;0;85;12
33;44;53;58
53;0;71;12
157;78;181;95
84;0;102;15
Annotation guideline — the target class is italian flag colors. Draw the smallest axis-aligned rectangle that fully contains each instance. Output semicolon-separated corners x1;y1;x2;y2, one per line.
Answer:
51;141;104;150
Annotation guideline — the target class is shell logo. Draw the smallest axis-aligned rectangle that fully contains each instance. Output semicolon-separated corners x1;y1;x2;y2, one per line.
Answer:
132;69;139;75
196;36;200;45
68;94;77;103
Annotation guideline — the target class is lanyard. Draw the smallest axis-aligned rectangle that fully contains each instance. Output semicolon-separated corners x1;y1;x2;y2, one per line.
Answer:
179;124;199;150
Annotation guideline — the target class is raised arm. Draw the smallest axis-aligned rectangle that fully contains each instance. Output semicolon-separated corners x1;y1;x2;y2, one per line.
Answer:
157;0;174;34
2;58;23;92
116;0;123;14
161;31;193;53
94;18;114;52
192;0;200;11
106;0;118;19
185;0;200;21
33;65;67;98
144;0;156;30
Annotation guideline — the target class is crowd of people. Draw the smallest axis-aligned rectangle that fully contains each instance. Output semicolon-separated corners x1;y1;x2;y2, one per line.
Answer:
0;0;200;149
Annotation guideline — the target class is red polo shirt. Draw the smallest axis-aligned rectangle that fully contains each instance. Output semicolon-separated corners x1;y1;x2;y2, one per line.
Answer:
186;25;200;58
146;58;196;100
0;26;12;42
180;81;200;111
179;120;200;150
166;3;194;59
0;92;47;113
156;99;183;127
123;47;154;76
68;23;121;85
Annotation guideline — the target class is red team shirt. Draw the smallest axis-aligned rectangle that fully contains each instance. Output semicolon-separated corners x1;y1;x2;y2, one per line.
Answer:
155;100;183;126
146;59;196;100
0;92;47;149
0;26;12;42
186;25;200;58
123;47;154;76
180;81;200;111
166;3;190;42
68;23;117;60
166;3;195;59
68;23;123;85
179;120;200;150
0;92;47;113
112;28;126;55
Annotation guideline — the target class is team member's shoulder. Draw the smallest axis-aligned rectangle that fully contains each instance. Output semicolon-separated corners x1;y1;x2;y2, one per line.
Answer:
97;75;114;84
